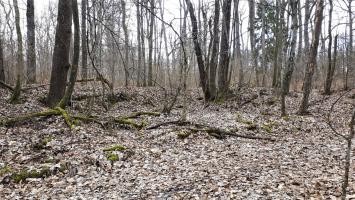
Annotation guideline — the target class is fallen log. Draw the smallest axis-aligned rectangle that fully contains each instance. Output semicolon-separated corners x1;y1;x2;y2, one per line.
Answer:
147;120;276;141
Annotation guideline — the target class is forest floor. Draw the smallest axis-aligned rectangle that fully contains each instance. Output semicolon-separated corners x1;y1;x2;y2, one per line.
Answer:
0;84;354;200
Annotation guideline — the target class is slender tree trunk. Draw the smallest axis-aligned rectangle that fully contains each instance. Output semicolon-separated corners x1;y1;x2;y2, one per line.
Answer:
217;0;232;98
304;0;310;55
58;0;80;108
324;0;334;95
345;0;352;90
121;0;129;87
234;0;243;87
298;0;324;114
297;0;303;60
147;0;154;86
26;0;36;83
260;0;267;86
185;0;209;99
208;0;220;100
281;0;298;116
136;0;142;86
81;0;88;80
11;0;24;103
0;36;4;82
47;0;73;107
248;0;258;86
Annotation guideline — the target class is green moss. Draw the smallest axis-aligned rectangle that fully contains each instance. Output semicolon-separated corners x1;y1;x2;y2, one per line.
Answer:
177;130;192;139
103;145;126;152
0;165;12;176
106;153;119;162
261;124;273;133
33;136;54;150
282;115;290;121
214;98;225;104
236;113;254;125
11;167;51;183
261;121;278;133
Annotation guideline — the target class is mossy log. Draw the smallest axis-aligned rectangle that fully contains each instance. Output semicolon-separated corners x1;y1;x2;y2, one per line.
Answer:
0;107;74;128
0;109;61;126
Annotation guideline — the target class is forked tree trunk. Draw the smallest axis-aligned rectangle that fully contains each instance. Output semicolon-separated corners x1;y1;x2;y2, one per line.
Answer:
26;0;36;83
58;0;80;108
298;0;324;114
47;0;73;107
217;0;232;98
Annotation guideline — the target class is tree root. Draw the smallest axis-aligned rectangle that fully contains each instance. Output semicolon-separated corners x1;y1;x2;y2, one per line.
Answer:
147;120;276;141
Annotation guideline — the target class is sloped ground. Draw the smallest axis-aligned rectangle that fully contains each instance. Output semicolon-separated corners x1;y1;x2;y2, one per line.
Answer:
0;85;354;199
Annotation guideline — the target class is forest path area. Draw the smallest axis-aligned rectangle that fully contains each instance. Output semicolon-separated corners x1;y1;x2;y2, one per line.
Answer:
0;86;354;199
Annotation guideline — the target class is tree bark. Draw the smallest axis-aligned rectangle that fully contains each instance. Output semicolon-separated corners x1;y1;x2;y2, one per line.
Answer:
234;0;243;87
11;0;24;103
298;0;324;114
0;36;4;82
208;0;220;100
136;0;142;86
81;0;88;80
217;0;232;98
47;0;73;107
26;0;36;83
58;0;80;108
122;0;130;87
147;0;154;86
248;0;258;86
281;0;298;116
185;0;209;99
324;0;334;95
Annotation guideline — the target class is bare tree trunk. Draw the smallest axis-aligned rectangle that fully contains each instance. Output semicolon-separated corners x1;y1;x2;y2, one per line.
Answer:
208;0;220;100
217;0;232;98
324;0;334;95
147;0;154;86
304;0;310;55
260;0;267;86
11;0;24;103
345;0;352;90
121;0;130;87
248;0;258;86
234;0;243;86
81;0;88;80
58;0;80;108
47;0;73;107
136;0;142;86
298;0;324;114
26;0;36;83
185;0;209;99
296;0;303;60
281;0;298;116
0;36;4;82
